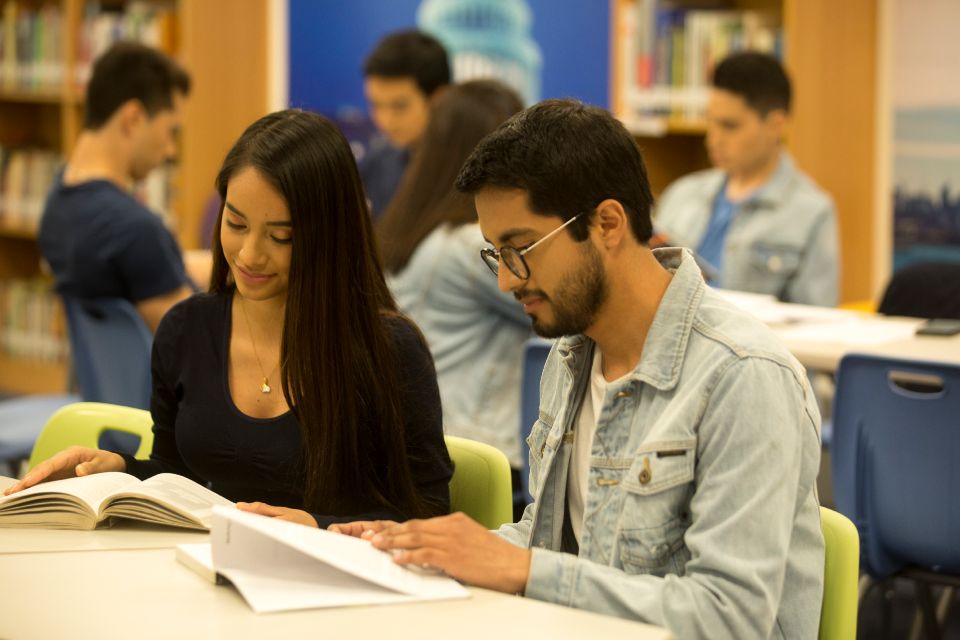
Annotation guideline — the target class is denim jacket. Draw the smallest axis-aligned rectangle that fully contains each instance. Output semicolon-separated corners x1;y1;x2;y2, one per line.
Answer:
389;223;533;467
496;248;824;639
655;153;839;306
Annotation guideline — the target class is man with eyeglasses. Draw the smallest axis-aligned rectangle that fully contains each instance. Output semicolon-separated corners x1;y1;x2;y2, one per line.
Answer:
332;99;825;639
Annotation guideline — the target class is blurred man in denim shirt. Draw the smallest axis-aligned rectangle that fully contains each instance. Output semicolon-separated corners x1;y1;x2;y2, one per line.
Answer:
656;52;838;306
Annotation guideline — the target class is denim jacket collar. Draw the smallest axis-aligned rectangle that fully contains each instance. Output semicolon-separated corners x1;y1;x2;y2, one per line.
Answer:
751;152;796;210
554;247;704;392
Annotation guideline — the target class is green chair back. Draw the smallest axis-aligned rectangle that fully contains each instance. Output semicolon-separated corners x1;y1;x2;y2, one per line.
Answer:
820;506;860;640
445;435;513;529
28;402;154;471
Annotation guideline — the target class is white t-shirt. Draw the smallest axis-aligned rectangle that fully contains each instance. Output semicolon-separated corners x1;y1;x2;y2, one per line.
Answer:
567;348;611;544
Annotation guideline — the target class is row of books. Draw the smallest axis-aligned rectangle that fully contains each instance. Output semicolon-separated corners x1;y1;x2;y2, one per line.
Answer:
75;0;178;87
0;147;174;230
0;278;68;362
0;147;60;231
0;0;176;94
0;1;64;91
618;0;782;124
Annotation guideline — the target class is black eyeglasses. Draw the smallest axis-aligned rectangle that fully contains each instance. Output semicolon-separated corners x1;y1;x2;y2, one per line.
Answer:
480;213;583;280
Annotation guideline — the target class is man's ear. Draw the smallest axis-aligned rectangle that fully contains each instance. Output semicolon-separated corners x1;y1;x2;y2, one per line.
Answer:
593;198;630;249
116;99;147;136
764;108;788;140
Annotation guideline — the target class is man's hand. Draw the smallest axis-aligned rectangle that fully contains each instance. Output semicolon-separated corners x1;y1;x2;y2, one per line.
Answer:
327;520;396;537
4;446;126;495
236;501;318;527
370;512;531;594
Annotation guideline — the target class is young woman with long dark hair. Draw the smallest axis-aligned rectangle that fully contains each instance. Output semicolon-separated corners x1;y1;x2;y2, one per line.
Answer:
10;110;453;527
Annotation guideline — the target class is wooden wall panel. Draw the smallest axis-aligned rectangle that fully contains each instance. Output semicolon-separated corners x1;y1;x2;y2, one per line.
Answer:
177;0;271;249
783;0;878;302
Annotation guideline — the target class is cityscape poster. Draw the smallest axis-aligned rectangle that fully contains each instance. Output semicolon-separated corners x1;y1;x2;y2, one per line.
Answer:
892;0;960;270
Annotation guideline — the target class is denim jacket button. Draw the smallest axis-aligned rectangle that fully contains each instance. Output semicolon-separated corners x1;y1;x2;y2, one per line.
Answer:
638;457;652;484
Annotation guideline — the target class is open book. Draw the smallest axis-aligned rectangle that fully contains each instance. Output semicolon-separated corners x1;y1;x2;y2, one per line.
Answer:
176;506;470;613
0;472;233;530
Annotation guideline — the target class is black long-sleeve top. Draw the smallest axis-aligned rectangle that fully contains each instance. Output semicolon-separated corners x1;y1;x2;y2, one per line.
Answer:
121;292;452;528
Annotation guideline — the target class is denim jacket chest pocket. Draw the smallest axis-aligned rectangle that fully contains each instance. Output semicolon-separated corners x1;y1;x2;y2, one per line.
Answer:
617;439;696;576
747;242;802;284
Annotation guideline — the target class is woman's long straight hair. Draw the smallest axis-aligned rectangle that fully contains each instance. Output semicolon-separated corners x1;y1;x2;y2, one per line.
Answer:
378;80;524;273
209;109;434;518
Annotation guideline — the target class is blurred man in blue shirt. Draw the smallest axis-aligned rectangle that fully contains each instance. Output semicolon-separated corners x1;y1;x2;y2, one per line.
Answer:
360;30;450;220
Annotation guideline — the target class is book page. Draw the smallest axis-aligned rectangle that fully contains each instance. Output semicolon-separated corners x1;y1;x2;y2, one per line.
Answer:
102;473;233;529
211;507;469;613
0;472;140;513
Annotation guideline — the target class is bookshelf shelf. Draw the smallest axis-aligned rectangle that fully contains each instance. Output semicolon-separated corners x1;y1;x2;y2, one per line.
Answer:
0;222;39;240
0;0;271;395
611;0;879;303
0;89;69;105
0;352;67;395
622;116;707;138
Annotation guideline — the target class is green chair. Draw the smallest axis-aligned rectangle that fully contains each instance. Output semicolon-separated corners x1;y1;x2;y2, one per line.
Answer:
820;506;860;640
28;402;153;471
445;435;513;530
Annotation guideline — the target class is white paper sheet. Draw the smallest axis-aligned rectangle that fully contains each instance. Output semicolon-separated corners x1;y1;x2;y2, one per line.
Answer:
209;506;470;613
776;318;920;345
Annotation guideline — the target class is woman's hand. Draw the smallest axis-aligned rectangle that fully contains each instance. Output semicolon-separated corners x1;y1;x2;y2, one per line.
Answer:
236;501;318;528
3;446;126;495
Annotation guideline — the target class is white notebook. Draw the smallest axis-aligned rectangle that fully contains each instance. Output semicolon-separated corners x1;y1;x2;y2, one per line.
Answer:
177;506;470;613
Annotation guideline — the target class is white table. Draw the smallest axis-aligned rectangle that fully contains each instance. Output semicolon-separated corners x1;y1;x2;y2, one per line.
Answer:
0;521;208;554
718;290;960;372
0;546;672;640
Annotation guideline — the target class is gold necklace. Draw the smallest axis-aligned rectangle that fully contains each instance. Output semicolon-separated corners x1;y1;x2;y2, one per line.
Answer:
239;296;280;394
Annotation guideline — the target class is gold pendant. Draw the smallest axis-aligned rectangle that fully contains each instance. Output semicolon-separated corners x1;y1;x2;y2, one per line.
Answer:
261;378;271;394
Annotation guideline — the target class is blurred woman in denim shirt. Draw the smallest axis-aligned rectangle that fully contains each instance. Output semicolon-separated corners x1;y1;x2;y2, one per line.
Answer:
378;80;530;509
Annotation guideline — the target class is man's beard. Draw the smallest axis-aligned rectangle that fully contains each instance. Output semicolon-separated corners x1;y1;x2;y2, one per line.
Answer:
518;243;608;339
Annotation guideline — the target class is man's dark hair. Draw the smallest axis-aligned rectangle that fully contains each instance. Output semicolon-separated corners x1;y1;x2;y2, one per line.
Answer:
712;51;791;116
362;30;450;97
455;99;654;244
84;41;191;130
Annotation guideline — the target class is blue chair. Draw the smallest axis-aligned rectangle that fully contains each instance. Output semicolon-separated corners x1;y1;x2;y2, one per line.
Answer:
831;353;960;638
61;296;153;453
0;393;80;475
518;337;552;503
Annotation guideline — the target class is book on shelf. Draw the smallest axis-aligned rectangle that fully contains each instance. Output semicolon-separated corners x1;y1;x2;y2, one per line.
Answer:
0;278;68;363
0;1;64;92
0;147;60;229
176;506;471;613
619;0;782;124
0;472;234;531
74;0;178;88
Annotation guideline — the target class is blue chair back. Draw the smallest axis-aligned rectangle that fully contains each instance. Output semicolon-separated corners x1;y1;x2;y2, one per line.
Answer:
831;353;960;579
519;337;552;502
61;296;153;453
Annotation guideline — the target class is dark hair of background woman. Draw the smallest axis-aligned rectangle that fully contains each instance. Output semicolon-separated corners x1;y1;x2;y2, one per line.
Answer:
209;109;434;518
377;80;524;273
